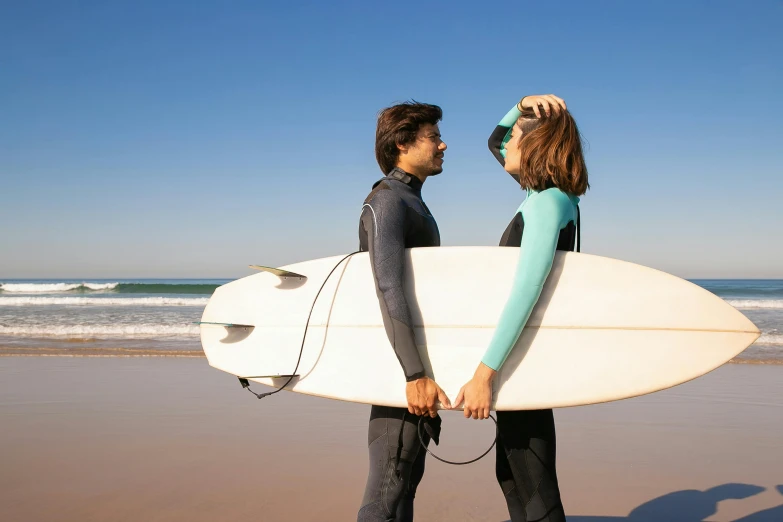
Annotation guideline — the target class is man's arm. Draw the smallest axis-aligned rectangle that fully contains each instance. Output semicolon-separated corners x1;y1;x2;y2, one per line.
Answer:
360;188;426;381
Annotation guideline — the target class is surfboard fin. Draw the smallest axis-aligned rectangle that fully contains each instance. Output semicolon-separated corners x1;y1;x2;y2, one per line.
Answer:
249;265;307;281
195;321;254;329
240;374;299;379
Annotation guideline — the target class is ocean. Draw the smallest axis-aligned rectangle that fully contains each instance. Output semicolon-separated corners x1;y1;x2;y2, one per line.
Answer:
0;278;781;362
0;279;220;356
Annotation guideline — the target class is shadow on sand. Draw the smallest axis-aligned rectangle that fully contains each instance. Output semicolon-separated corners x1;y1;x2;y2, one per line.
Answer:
499;483;783;522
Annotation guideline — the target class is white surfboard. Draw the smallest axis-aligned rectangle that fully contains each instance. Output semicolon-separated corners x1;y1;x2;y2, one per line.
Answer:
199;247;759;410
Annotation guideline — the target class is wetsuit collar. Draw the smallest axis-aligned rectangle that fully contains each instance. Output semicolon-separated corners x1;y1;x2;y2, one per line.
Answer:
387;167;423;190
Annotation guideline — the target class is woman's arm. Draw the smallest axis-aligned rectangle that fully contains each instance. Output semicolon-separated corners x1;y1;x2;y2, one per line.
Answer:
481;190;574;371
487;94;566;180
487;104;523;168
454;190;575;419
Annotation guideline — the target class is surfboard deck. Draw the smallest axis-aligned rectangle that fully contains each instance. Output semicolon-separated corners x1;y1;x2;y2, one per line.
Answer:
199;247;759;410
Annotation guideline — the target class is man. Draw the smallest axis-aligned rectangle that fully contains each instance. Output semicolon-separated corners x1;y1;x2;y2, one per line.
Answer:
356;101;451;522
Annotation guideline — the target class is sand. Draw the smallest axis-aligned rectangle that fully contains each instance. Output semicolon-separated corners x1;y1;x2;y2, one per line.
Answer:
1;357;781;521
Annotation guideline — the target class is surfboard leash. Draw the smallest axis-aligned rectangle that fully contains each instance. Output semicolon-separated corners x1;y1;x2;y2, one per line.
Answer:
239;250;362;400
417;414;499;465
239;250;499;466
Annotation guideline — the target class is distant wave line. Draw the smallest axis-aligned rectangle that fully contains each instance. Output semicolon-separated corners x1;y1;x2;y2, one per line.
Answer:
0;297;209;307
0;282;220;295
0;282;118;293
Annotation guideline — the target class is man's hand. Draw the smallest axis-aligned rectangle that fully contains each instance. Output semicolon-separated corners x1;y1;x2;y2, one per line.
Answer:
454;363;497;420
518;94;567;118
405;377;451;418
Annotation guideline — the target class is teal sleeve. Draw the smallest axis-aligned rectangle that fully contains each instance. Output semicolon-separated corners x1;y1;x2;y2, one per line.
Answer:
499;105;522;127
481;191;575;371
497;105;521;159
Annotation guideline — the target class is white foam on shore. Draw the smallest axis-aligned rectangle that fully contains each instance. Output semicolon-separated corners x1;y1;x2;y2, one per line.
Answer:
726;299;783;309
756;333;783;345
0;324;200;338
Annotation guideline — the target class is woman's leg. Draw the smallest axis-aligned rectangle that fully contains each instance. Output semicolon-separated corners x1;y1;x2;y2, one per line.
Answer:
495;409;565;522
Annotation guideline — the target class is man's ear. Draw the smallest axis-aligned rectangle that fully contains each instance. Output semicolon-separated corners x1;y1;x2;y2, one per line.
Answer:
396;141;408;155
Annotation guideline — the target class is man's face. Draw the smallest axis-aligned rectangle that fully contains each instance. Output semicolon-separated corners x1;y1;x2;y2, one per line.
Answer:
399;123;447;177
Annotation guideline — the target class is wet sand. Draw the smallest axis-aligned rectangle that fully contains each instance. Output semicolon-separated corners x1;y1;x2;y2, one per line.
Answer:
1;357;782;521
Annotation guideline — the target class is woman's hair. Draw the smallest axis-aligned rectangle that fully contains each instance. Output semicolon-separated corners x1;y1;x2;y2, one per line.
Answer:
375;101;442;175
514;107;589;196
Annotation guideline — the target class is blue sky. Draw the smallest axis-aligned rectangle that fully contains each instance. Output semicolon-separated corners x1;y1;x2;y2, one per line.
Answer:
2;1;781;278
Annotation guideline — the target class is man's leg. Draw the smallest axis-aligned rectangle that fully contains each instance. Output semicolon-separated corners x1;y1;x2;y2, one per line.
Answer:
495;409;565;522
393;422;432;521
358;405;440;522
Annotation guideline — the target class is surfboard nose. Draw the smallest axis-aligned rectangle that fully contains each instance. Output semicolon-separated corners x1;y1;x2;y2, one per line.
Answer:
734;307;761;340
715;290;761;337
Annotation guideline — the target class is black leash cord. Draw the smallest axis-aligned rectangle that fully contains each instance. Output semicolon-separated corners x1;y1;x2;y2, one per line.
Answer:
242;251;362;400
242;253;498;467
417;414;498;465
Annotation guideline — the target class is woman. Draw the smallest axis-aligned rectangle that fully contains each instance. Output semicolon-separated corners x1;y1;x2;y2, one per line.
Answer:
454;94;589;522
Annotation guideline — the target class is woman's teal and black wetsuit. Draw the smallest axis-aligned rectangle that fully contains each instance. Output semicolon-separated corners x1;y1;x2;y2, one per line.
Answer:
486;104;580;522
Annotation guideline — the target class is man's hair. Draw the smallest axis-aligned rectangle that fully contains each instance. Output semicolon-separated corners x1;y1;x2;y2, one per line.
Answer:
375;101;442;174
514;108;589;196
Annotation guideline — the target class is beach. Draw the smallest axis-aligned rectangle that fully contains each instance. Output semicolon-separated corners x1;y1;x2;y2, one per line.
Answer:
2;356;781;522
2;278;781;520
4;2;781;520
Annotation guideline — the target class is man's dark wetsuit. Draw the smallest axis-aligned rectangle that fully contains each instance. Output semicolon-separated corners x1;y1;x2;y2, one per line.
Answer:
357;167;442;522
488;105;578;522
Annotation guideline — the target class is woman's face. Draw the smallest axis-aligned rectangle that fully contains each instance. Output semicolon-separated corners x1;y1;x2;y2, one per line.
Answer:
503;122;524;175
